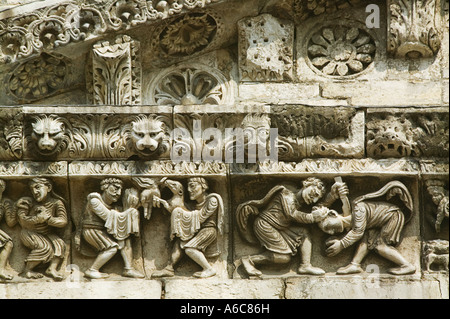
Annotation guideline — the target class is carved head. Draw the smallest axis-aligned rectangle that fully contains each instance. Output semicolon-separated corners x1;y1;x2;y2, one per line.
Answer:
31;115;70;156
300;177;326;205
29;177;53;203
314;206;345;235
162;179;184;197
100;178;123;205
187;177;208;201
125;115;170;158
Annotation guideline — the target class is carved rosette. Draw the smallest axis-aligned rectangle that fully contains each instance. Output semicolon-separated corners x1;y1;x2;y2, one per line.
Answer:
306;25;376;77
388;0;441;58
149;63;233;105
8;53;68;101
87;35;141;105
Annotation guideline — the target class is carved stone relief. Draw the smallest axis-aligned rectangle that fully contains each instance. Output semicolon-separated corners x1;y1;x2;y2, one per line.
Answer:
306;24;376;77
238;13;294;82
87;35;141;105
366;110;449;158
0;111;23;160
388;0;442;58
8;53;68;102
148;63;233;105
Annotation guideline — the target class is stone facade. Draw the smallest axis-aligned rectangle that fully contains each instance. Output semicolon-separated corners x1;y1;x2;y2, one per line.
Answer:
0;0;448;299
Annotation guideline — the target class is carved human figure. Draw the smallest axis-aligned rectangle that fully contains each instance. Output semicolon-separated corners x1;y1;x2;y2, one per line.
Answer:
315;180;416;275
78;178;144;279
0;179;15;280
152;177;224;278
235;177;347;277
426;181;449;233
15;178;68;280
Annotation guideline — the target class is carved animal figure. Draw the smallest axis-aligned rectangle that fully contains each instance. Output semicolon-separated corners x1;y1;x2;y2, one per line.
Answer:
423;240;449;272
124;115;170;158
30;115;70;156
132;177;161;220
161;179;187;213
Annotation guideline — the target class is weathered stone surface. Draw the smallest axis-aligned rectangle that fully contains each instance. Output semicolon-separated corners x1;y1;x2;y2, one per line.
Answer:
164;278;284;299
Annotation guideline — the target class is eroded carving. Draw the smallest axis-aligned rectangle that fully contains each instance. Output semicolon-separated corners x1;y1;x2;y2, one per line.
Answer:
307;25;376;77
425;180;449;233
0;112;23;159
238;14;294;82
293;0;362;21
8;53;67;101
423;239;449;272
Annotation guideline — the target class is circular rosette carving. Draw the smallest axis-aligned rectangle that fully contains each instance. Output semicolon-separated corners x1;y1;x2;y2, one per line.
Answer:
307;25;376;77
8;53;67;101
159;12;217;57
149;64;233;105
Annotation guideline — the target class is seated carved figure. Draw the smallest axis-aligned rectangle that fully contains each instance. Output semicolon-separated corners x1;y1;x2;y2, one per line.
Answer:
15;178;68;280
315;180;416;275
236;177;347;277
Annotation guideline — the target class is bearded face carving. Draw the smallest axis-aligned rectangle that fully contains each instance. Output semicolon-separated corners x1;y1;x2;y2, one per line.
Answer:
30;115;70;156
125;115;171;158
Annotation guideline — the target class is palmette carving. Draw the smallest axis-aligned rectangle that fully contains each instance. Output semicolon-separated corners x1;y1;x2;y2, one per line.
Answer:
88;35;141;105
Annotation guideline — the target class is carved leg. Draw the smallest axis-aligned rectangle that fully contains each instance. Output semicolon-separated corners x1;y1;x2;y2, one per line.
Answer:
0;241;13;280
121;239;145;278
242;251;290;277
23;260;44;279
336;241;368;275
45;257;63;281
85;247;118;279
376;243;415;275
152;240;183;278
185;248;216;278
298;237;325;275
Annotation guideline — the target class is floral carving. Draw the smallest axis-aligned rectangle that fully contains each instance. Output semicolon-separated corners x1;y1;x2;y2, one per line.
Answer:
150;64;233;105
307;25;376;77
8;53;67;101
159;13;217;56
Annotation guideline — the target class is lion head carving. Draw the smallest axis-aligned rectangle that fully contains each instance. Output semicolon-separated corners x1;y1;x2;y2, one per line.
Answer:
123;114;171;158
30;115;71;157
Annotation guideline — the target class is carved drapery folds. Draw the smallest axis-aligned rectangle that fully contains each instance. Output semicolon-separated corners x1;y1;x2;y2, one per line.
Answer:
388;0;442;58
87;35;141;105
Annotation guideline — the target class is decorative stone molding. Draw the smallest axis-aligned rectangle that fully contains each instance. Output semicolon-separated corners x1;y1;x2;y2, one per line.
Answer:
0;0;220;64
149;63;233;105
87;35;141;105
293;0;362;21
0;111;23;160
238;13;294;82
388;0;442;58
306;24;376;77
